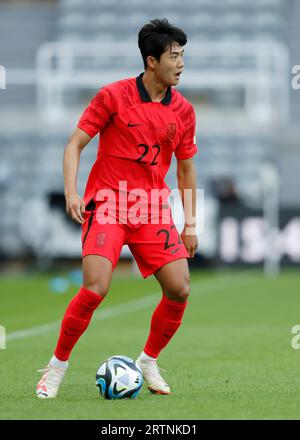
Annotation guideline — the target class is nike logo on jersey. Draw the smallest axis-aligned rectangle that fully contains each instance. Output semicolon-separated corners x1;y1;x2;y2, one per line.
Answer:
128;122;143;127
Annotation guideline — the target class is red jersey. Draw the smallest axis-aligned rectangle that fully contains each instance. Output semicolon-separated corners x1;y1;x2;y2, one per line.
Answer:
78;73;198;207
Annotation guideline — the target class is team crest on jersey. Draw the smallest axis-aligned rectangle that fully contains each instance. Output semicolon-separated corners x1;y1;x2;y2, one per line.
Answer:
166;123;176;142
96;232;106;247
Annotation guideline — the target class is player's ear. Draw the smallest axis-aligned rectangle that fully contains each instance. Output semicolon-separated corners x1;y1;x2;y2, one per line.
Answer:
146;55;157;70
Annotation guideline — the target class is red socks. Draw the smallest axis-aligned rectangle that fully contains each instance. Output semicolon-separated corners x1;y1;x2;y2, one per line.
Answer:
54;288;186;362
54;287;104;361
143;294;188;358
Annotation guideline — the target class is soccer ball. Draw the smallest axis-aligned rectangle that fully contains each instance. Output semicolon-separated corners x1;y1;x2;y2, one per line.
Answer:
96;355;143;399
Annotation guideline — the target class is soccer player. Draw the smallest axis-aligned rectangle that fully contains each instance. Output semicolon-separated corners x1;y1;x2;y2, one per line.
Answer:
36;18;198;399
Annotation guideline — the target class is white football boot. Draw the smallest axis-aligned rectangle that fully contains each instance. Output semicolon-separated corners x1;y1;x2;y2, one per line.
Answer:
36;363;67;399
136;355;171;395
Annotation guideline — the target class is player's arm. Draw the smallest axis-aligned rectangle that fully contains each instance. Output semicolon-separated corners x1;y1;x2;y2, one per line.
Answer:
63;127;91;224
176;157;198;258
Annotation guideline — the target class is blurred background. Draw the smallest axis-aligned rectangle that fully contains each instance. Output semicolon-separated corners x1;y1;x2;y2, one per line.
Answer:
0;0;299;277
1;0;300;421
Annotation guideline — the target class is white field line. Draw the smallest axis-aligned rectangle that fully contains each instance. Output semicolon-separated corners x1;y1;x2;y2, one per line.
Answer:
6;274;253;343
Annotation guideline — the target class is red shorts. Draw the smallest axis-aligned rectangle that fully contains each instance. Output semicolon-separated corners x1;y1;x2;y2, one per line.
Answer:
81;200;189;278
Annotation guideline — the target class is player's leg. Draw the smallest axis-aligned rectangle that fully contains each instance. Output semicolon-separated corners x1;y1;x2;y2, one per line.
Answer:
129;209;190;394
143;257;190;355
36;214;127;399
136;258;189;394
36;255;113;399
53;255;113;363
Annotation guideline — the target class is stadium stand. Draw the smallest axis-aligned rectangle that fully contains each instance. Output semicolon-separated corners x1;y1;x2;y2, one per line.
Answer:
0;0;299;259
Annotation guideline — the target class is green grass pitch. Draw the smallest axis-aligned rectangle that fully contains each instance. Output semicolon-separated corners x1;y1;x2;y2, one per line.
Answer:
0;268;300;420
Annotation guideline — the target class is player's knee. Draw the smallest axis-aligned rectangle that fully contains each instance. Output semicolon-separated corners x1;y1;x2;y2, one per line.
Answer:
83;280;110;297
166;275;190;303
178;278;190;302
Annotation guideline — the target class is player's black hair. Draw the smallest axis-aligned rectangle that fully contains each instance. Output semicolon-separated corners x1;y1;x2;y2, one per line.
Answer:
138;18;187;70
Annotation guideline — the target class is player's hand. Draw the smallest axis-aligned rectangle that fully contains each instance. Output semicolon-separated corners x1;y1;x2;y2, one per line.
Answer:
65;193;85;224
180;226;198;258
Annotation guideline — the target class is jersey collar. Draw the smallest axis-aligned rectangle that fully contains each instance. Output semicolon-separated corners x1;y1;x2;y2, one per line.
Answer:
136;73;172;105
